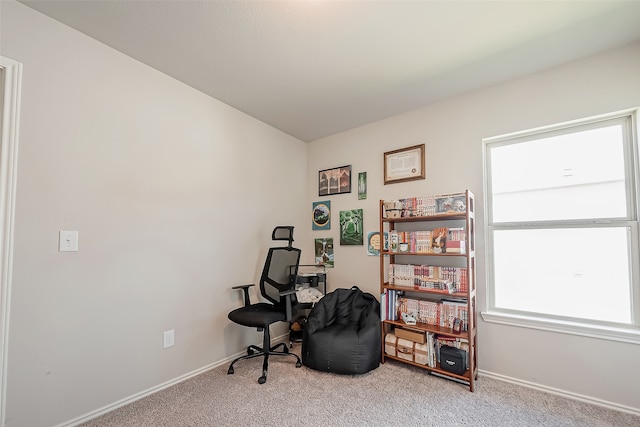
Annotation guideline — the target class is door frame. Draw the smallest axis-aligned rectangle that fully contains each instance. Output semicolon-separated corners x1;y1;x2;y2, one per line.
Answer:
0;55;23;424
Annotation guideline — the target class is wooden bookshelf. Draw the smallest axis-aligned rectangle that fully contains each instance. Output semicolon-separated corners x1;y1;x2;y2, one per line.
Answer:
379;190;478;391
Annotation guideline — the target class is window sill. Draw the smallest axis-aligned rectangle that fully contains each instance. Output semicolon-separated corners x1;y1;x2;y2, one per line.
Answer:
481;310;640;345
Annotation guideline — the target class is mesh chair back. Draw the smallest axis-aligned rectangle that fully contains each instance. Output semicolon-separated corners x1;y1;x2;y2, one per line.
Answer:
260;246;301;306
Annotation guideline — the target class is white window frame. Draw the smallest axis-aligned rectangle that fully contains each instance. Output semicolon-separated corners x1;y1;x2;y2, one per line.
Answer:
482;108;640;344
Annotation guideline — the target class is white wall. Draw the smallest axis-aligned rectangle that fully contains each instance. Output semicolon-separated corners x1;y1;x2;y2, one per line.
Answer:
1;2;307;426
3;0;640;424
306;41;640;412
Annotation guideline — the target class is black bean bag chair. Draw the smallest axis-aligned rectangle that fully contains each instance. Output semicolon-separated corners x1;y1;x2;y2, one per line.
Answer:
302;286;381;375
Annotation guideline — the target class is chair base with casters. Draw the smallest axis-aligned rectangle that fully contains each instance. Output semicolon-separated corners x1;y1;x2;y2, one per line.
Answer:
227;226;303;384
227;292;302;384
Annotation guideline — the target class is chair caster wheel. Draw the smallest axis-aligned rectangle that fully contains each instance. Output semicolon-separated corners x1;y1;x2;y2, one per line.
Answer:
258;376;266;384
296;361;302;368
227;367;234;375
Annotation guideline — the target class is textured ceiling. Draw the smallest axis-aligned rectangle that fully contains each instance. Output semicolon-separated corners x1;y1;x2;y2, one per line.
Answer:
19;0;640;142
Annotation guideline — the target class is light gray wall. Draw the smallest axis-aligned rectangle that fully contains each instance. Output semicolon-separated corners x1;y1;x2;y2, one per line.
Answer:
3;0;640;425
306;40;640;412
1;2;307;426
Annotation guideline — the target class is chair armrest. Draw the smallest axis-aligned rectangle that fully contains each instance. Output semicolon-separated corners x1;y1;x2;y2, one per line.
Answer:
232;284;255;307
280;289;297;321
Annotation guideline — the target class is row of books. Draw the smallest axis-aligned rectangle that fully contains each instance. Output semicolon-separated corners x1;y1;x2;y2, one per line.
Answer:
399;297;469;331
381;290;469;331
384;193;467;218
389;264;469;293
381;289;401;321
387;227;466;254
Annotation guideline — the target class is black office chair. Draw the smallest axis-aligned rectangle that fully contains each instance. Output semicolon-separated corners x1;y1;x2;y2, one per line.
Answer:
227;226;302;384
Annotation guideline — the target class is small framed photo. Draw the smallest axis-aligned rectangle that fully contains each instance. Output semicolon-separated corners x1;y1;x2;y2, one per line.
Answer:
314;238;334;268
358;172;367;200
318;165;351;196
312;201;331;230
384;144;425;184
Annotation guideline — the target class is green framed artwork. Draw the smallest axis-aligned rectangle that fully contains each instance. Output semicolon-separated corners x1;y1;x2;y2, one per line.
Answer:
312;201;330;230
358;172;367;200
339;209;363;245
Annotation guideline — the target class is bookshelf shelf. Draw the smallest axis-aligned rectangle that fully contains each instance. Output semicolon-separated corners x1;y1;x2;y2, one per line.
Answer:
380;251;466;257
379;190;478;392
382;284;468;298
383;353;471;381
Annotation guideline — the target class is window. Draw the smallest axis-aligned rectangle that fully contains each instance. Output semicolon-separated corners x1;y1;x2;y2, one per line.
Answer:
483;109;640;342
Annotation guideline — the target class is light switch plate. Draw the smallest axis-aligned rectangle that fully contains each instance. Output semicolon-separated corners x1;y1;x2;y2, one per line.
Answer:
163;330;175;348
59;230;79;252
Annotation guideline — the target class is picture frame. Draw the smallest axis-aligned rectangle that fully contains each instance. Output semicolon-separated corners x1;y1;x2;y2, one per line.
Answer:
312;201;331;230
318;165;351;196
367;231;381;256
357;172;367;200
339;209;363;245
383;144;425;184
314;238;334;268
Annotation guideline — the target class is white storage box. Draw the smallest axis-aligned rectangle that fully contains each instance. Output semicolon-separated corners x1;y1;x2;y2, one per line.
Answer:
385;332;398;357
396;338;414;362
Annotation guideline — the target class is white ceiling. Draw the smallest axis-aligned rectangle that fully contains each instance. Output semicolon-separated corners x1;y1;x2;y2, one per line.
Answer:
19;0;640;142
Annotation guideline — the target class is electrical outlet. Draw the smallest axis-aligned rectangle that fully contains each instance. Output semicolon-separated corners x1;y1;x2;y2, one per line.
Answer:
59;230;79;252
163;330;175;348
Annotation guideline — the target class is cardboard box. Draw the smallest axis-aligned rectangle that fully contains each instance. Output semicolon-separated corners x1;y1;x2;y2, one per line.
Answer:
395;327;426;344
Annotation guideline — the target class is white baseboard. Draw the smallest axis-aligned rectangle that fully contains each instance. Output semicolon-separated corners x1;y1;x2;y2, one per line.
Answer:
55;334;290;427
479;369;640;417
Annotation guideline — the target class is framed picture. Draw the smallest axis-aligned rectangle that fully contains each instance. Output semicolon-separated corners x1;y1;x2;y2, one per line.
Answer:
314;238;334;268
358;172;367;200
367;231;381;256
319;165;351;196
312;201;331;230
339;209;363;245
383;144;425;184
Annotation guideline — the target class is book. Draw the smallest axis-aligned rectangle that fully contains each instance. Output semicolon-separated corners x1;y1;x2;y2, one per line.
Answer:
445;240;466;254
432;227;448;254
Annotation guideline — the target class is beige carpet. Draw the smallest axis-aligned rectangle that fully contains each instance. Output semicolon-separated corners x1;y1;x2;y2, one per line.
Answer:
80;343;639;427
